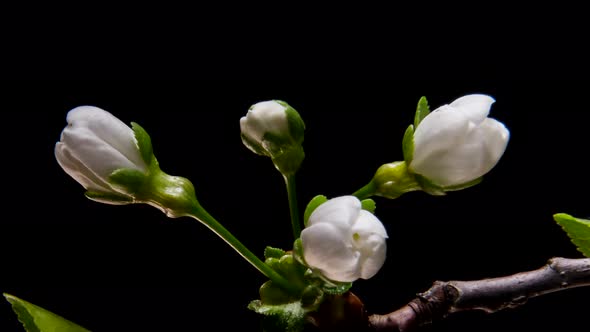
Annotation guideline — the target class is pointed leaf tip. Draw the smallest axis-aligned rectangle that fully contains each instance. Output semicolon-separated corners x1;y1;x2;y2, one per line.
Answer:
554;213;590;258
4;293;90;332
414;96;430;128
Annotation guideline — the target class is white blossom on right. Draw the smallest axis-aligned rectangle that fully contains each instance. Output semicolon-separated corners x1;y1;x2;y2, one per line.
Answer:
409;94;510;187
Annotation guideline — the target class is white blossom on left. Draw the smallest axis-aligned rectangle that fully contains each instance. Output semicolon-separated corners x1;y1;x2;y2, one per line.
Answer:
301;196;388;283
55;106;148;199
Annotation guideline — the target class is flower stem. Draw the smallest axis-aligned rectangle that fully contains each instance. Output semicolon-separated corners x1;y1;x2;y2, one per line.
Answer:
187;203;300;295
284;174;301;239
352;181;377;199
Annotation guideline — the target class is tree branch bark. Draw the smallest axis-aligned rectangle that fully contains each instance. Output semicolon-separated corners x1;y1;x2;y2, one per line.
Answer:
368;257;590;331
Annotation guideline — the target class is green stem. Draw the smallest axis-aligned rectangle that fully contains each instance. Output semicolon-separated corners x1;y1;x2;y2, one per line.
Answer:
187;204;300;296
284;174;301;239
352;181;377;199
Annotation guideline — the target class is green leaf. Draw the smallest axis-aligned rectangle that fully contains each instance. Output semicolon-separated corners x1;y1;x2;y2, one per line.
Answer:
554;213;590;257
131;122;154;165
361;199;376;214
109;168;147;194
414;96;430;128
265;246;286;260
303;195;327;227
402;124;414;164
4;293;91;332
248;300;307;332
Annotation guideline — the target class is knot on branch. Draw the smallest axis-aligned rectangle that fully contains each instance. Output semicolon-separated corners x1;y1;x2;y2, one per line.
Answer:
410;281;456;325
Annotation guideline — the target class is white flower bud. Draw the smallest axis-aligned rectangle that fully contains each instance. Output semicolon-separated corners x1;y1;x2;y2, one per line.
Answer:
409;94;510;187
301;196;388;282
55;106;148;202
240;100;305;175
241;101;289;146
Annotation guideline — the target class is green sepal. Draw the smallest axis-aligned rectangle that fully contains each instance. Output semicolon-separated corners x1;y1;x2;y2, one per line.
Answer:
271;146;304;175
321;281;353;295
414;173;446;196
414;96;430;128
361;199;376;214
263;131;291;155
131;122;154;165
372;161;421;199
265;257;281;271
109;168;148;194
84;190;133;205
300;285;324;309
443;177;483;192
279;255;307;288
248;300;307;332
259;280;293;305
4;293;91;332
292;239;306;267
241;132;268;156
301;267;353;296
280;101;305;145
402;124;414;164
265;246;287;260
554;213;590;257
304;195;328;227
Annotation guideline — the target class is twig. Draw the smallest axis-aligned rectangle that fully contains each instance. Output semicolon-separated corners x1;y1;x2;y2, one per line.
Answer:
368;257;590;331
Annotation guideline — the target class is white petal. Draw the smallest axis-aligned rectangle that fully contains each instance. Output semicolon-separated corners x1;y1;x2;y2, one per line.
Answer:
417;123;486;186
55;142;114;192
301;223;361;282
61;126;140;180
411;106;471;173
67;106;147;171
241;101;288;143
450;94;495;124
308;196;361;230
359;235;387;279
351;211;388;279
351;210;388;239
417;118;508;186
480;118;510;165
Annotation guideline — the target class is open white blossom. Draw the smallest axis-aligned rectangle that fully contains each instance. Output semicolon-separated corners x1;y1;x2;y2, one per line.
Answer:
410;94;509;187
301;196;388;282
55;106;147;198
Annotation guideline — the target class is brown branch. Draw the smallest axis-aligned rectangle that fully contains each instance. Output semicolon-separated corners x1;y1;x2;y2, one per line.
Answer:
367;257;590;331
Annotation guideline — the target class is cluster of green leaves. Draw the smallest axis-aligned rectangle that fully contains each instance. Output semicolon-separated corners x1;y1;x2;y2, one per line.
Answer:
247;195;380;332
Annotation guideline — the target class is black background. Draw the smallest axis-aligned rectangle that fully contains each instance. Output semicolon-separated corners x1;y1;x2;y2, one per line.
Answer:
1;80;589;331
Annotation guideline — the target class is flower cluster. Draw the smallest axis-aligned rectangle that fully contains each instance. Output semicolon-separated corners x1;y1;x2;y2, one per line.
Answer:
51;93;510;331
